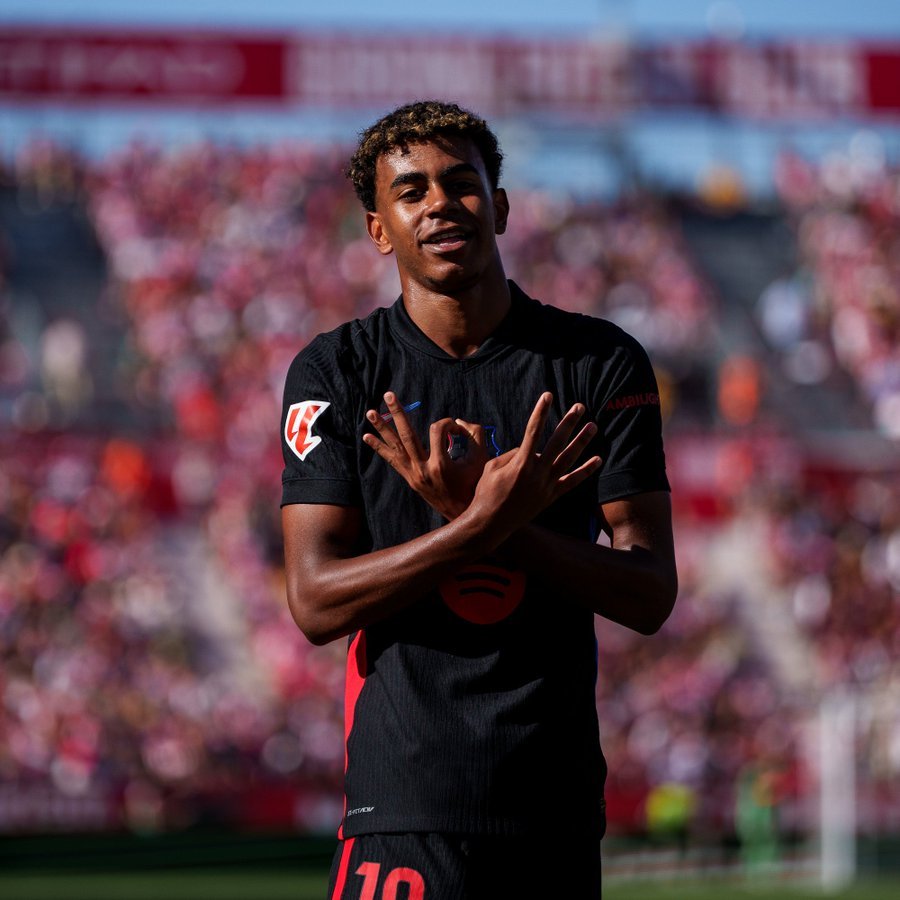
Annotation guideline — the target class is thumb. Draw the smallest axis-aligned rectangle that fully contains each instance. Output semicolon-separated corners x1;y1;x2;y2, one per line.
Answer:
454;419;486;450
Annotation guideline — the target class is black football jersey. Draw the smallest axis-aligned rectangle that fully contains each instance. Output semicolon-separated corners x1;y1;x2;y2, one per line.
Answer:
280;281;669;838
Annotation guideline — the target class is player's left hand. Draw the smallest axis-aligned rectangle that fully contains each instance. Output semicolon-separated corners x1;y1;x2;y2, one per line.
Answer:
363;392;490;520
464;392;601;545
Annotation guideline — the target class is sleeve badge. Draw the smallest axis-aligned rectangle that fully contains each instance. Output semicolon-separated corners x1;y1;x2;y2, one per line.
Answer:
284;401;331;461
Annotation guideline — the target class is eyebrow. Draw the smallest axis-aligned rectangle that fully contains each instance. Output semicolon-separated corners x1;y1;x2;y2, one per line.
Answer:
388;162;481;192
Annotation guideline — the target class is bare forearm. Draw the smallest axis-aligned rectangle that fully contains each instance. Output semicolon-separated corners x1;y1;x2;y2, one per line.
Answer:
501;524;677;634
286;509;500;645
287;394;606;644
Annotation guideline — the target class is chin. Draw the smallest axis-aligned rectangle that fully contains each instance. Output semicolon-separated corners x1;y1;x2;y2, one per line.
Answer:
427;272;482;295
423;260;486;290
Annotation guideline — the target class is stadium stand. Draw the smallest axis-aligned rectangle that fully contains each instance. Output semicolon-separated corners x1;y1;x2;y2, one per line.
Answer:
1;139;898;855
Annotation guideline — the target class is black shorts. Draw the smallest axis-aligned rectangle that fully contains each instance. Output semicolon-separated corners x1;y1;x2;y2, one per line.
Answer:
327;831;603;899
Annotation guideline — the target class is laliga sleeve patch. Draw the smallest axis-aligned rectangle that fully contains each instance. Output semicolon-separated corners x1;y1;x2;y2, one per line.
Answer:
285;400;331;461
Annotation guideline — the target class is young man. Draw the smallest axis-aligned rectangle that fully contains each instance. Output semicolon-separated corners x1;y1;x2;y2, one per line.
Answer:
280;100;676;899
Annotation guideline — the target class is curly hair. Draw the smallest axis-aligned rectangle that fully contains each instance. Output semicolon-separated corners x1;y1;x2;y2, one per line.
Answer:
347;100;504;212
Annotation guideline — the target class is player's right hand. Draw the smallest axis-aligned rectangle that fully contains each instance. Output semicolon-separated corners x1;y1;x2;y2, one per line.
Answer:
363;392;490;520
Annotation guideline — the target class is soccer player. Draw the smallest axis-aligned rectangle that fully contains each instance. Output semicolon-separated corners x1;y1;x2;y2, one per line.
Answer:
280;100;677;899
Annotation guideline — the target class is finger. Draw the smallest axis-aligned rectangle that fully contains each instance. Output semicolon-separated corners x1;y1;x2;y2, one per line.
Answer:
362;430;399;463
542;402;587;461
428;419;456;458
365;408;402;451
488;448;517;471
551;421;598;473
520;393;553;456
384;392;425;458
556;455;603;493
456;420;488;457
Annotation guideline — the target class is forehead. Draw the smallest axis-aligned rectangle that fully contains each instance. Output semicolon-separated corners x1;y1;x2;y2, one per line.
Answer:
374;136;487;186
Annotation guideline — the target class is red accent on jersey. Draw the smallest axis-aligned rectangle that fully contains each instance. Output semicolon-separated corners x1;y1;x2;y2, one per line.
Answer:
338;630;367;840
605;391;659;411
285;400;330;461
439;564;526;624
330;836;356;900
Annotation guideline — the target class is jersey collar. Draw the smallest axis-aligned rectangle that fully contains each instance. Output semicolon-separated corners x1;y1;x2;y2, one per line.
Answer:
387;280;537;363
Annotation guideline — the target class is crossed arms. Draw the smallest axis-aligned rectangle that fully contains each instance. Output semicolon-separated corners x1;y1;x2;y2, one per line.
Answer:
282;392;677;646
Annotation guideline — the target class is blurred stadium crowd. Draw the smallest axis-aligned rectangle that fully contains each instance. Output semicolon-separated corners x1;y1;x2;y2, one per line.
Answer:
1;137;899;847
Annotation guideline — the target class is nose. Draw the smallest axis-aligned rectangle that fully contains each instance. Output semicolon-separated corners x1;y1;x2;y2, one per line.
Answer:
425;183;457;216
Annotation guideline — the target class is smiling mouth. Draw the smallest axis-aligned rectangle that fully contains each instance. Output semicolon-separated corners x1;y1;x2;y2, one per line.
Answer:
422;229;471;252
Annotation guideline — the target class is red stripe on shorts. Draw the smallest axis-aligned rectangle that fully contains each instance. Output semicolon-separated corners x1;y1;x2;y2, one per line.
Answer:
330;836;356;900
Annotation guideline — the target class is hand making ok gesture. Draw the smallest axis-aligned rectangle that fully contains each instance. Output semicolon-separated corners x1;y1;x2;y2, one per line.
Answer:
364;392;602;537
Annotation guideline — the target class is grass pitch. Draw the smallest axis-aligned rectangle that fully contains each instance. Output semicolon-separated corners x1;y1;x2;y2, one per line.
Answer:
2;870;900;900
611;881;900;900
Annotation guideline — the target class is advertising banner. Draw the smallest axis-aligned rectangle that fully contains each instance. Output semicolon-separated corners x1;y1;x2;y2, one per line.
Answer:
1;28;898;119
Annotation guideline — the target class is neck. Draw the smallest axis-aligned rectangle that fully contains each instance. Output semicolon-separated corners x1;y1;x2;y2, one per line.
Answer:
400;270;512;359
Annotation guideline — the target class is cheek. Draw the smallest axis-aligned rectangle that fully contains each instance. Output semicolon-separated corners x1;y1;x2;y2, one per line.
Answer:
384;212;415;242
391;225;419;256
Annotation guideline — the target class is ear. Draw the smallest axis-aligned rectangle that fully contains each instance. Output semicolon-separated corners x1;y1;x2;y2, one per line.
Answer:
366;211;394;256
493;188;510;236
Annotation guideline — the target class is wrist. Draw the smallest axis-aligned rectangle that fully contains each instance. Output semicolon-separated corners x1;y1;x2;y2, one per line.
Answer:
454;498;509;555
495;524;537;565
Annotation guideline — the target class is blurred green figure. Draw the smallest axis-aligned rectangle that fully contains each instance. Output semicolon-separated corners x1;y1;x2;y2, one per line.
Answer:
735;760;782;874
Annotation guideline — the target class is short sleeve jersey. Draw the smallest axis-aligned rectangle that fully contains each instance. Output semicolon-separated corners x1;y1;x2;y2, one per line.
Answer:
280;281;669;839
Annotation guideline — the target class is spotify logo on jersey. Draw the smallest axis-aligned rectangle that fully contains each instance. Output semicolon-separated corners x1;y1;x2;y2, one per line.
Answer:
439;563;525;624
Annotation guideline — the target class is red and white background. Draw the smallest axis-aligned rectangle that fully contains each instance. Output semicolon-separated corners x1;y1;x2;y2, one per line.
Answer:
2;27;900;119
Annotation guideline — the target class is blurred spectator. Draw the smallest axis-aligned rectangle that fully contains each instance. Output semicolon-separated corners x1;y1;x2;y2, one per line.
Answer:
774;143;900;438
717;354;762;427
0;138;897;844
